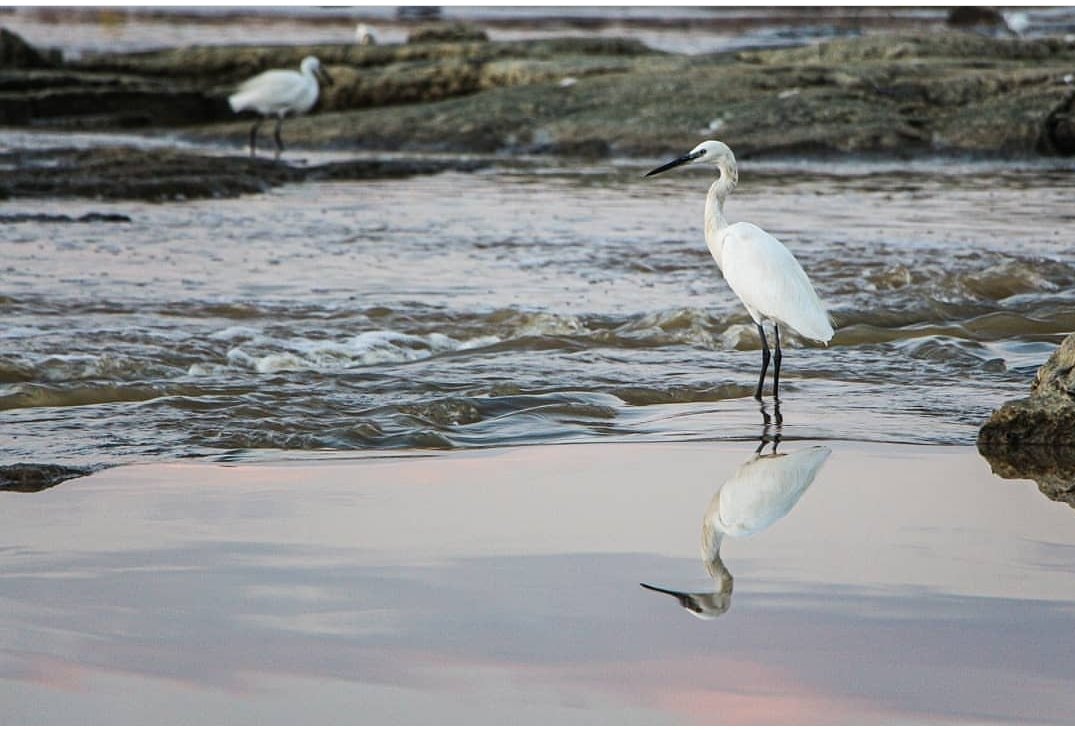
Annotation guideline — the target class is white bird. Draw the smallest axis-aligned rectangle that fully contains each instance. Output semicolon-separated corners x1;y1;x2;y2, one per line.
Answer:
355;23;379;45
1003;11;1030;36
646;140;834;399
641;440;831;619
228;56;334;160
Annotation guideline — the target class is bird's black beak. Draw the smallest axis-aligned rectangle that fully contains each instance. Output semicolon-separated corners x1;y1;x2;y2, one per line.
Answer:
640;582;681;597
316;67;335;87
640;583;701;612
644;149;704;177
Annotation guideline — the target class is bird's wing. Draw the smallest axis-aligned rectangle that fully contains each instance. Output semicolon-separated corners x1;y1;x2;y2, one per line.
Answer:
230;70;309;113
715;446;831;535
720;222;834;343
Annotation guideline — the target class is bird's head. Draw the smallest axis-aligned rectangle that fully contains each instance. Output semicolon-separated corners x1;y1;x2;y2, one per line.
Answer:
301;56;334;87
639;582;732;620
645;139;738;185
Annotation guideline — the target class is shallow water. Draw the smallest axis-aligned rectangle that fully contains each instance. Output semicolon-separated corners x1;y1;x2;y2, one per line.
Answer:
2;153;1072;461
3;441;1075;723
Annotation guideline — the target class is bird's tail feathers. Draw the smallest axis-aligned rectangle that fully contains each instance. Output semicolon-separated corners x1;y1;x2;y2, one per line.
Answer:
793;307;835;345
228;89;257;113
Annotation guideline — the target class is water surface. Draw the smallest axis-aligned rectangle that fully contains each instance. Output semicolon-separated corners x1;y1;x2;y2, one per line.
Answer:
2;156;1071;461
3;441;1075;723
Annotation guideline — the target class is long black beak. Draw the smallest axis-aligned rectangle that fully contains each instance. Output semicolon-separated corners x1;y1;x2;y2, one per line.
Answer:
316;67;335;87
644;149;703;177
640;582;703;612
640;582;683;597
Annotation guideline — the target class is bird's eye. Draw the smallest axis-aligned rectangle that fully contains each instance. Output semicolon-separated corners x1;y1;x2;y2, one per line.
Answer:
697;149;707;156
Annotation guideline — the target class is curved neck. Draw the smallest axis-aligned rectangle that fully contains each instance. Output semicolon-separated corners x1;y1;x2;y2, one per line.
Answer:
704;177;732;269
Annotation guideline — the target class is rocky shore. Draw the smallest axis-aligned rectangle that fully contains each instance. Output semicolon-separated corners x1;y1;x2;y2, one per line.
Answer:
4;25;1075;161
979;334;1075;506
0;145;488;201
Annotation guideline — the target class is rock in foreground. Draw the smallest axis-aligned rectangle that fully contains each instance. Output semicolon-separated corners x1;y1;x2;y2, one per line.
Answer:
0;463;96;492
979;333;1075;448
979;333;1075;505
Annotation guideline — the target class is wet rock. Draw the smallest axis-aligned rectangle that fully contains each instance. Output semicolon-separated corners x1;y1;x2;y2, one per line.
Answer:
183;33;1075;158
945;7;1016;36
1;37;652;129
979;332;1075;454
407;22;489;44
0;146;490;202
1040;91;1075;155
0;68;231;128
979;334;1075;506
0;463;95;492
980;443;1075;508
4;33;1075;158
0;26;59;69
0;212;132;223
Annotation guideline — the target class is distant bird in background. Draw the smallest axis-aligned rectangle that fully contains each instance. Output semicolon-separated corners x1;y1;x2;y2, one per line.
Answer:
646;140;834;399
355;22;379;45
228;56;334;160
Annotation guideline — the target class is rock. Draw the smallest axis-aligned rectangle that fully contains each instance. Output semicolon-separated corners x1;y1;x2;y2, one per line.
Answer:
0;26;59;69
979;333;1075;446
0;68;230;128
979;333;1075;504
0;212;132;224
0;146;491;202
407;22;489;44
0;463;95;492
1041;91;1075;154
980;443;1075;509
946;7;1015;35
979;333;1075;506
4;33;1075;159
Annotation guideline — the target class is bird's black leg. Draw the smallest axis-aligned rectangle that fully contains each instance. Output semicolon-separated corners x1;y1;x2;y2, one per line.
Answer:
754;323;770;401
757;400;783;453
773;323;783;402
248;119;262;158
273;117;285;161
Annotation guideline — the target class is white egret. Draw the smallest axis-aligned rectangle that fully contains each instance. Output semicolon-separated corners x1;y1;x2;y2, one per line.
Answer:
228;56;334;160
646;140;834;399
355;23;379;45
641;438;831;619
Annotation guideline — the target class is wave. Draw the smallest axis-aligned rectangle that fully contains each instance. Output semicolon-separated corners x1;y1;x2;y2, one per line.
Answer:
218;330;502;374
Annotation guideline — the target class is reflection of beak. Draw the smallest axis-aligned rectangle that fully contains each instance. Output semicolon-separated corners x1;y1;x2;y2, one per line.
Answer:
316;67;335;87
644;149;703;177
639;582;696;610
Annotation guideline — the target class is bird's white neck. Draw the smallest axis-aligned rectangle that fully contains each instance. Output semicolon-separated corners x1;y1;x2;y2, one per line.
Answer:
704;177;732;270
701;525;732;588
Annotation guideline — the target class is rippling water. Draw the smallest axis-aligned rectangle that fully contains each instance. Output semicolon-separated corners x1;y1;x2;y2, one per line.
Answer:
2;158;1072;462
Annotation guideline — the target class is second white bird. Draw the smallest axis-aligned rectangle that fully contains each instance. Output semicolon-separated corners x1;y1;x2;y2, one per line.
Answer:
228;56;334;160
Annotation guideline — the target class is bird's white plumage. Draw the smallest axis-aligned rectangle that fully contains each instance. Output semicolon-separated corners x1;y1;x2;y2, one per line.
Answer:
720;222;834;343
355;22;378;45
646;139;834;397
228;57;323;117
641;442;830;619
710;445;831;537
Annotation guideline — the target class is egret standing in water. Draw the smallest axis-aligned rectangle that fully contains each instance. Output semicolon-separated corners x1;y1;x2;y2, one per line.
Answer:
646;140;833;399
228;56;334;160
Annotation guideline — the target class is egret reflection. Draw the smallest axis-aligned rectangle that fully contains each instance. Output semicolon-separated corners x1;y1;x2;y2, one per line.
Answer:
642;409;830;619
